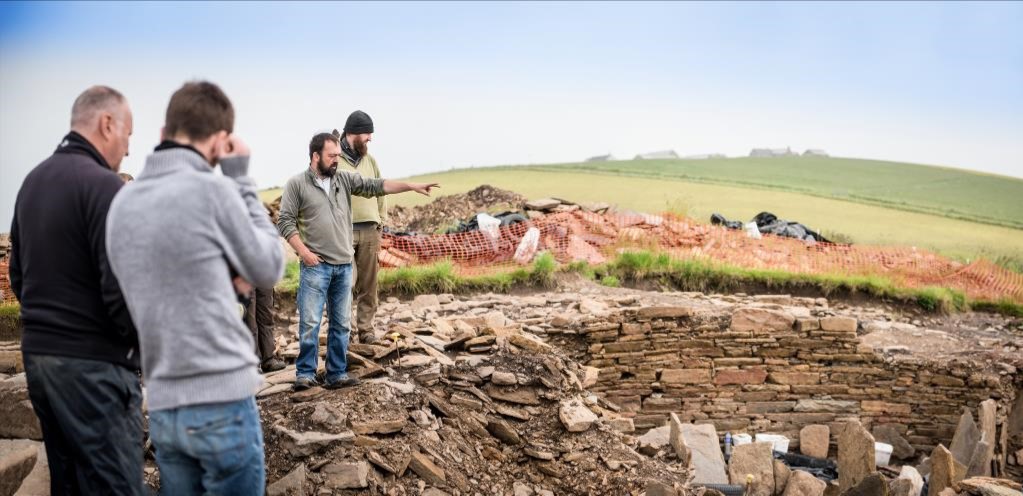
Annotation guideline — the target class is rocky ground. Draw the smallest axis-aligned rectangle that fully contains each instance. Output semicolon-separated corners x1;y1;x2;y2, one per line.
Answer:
1;277;1021;495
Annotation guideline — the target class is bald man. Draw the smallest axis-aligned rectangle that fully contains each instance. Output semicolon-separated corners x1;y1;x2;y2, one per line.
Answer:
9;86;143;494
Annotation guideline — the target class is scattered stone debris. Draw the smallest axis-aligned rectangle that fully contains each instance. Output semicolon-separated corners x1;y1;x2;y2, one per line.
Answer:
1;278;1021;494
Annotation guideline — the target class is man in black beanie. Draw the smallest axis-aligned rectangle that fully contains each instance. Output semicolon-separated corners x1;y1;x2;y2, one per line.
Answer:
335;110;384;344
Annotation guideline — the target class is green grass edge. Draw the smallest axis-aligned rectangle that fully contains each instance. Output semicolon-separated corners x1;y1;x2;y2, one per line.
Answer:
276;250;1023;317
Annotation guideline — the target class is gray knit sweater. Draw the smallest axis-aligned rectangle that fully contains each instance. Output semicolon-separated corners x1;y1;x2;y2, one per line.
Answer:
106;148;284;411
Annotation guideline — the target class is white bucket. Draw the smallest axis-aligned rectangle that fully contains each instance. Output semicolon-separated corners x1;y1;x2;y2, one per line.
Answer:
875;442;893;467
755;433;790;453
733;433;753;446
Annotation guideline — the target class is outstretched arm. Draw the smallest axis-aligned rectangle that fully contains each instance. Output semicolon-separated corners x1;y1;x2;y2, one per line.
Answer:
344;171;439;198
382;180;439;196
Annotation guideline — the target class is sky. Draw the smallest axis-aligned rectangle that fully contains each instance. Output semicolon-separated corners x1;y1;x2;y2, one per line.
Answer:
2;1;1022;224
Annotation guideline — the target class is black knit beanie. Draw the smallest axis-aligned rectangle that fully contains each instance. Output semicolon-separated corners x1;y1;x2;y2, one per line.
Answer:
343;110;374;135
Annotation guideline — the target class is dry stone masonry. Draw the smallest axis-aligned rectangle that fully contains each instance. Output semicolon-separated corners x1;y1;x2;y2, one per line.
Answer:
555;297;1022;481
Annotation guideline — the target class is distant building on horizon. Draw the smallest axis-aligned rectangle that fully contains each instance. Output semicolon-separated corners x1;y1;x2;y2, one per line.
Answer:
586;153;617;162
682;153;727;160
803;149;829;157
750;147;797;158
634;150;679;160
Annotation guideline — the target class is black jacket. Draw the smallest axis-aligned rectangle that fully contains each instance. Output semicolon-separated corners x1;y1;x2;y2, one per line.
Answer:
9;132;139;369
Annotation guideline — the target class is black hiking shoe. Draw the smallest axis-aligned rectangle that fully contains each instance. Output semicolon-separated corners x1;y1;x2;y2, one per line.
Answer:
323;376;361;390
293;377;318;391
260;358;287;373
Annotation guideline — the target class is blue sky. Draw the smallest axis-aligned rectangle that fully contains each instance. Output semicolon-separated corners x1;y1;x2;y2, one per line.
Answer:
2;1;1021;223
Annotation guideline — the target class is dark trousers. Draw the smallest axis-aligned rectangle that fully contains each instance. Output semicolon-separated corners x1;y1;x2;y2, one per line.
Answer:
23;353;144;496
352;227;381;339
243;287;276;362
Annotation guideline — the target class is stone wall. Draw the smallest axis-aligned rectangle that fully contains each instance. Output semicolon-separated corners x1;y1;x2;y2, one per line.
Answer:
559;304;1021;476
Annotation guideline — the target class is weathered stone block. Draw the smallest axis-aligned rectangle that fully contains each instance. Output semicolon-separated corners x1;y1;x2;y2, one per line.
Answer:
768;372;820;385
660;368;711;384
837;421;874;494
729;441;774;496
745;401;796;414
642;396;682;412
730;307;795;333
819;317;857;332
800;424;830;458
793;399;858;414
861;400;911;416
638;307;694;319
714;368;768;385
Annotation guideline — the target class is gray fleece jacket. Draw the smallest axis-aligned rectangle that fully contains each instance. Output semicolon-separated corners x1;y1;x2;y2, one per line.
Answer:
106;148;284;411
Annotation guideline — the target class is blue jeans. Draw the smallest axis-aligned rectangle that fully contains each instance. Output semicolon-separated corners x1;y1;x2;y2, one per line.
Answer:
296;261;353;383
149;397;264;496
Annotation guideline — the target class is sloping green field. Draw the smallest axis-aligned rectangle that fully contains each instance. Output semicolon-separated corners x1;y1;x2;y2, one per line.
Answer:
385;169;1023;263
259;157;1023;266
507;156;1023;229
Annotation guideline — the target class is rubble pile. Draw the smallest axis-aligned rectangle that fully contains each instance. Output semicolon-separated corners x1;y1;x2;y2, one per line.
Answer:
387;185;528;234
256;292;694;495
1;279;1022;494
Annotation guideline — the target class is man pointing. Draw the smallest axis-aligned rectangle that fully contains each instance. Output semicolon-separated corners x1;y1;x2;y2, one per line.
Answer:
277;132;438;391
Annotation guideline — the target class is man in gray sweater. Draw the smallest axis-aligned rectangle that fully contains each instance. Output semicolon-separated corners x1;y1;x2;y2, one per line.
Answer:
107;81;283;495
277;132;437;390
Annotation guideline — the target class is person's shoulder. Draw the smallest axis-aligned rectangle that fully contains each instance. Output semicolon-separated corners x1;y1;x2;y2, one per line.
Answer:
68;158;124;195
282;172;310;194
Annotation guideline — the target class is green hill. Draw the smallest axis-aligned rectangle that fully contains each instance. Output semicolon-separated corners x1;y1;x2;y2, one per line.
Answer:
259;156;1023;266
507;156;1023;229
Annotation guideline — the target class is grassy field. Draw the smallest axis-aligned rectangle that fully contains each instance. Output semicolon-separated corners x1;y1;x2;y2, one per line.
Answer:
391;169;1023;263
274;252;1023;316
514;156;1023;229
259;160;1023;265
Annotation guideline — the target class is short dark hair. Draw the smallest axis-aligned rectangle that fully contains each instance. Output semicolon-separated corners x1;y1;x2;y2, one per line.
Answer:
309;132;339;159
164;81;234;141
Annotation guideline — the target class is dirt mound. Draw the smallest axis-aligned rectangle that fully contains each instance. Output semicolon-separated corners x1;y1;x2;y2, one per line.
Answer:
387;185;527;234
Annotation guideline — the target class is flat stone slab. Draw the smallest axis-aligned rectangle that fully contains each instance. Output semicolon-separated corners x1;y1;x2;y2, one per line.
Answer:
351;418;407;435
257;383;292;398
0;439;40;496
322;461;369;489
0;382;42;440
800;424;830;458
484;385;540;406
728;441;774;496
559;397;597;433
949;409;981;467
680;423;728;485
273;425;354;457
838;422;875;494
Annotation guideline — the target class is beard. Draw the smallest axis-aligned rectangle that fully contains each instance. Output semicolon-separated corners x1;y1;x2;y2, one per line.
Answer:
354;138;369;156
318;157;338;177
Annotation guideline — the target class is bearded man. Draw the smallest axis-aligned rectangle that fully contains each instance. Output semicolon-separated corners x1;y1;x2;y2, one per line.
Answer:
276;132;438;390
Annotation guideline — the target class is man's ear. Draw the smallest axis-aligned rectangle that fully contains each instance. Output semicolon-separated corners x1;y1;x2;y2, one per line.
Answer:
99;112;115;141
159;126;167;141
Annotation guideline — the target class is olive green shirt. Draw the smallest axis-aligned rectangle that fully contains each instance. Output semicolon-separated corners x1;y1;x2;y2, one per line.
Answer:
277;168;385;265
339;152;387;225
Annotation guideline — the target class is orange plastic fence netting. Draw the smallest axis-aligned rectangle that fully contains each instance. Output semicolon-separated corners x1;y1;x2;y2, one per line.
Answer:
1;210;1019;305
0;261;12;304
380;210;1023;305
